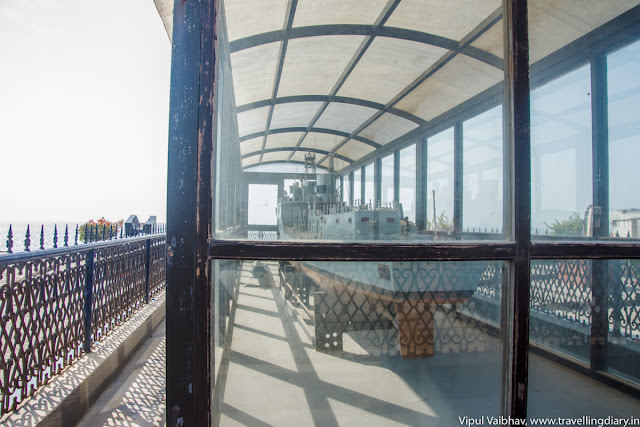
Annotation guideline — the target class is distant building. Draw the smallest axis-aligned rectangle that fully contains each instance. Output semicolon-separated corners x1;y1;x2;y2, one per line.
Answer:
143;216;157;234
125;215;140;236
610;209;640;238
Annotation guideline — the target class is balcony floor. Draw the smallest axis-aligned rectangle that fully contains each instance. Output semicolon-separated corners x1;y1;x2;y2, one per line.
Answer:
77;320;167;426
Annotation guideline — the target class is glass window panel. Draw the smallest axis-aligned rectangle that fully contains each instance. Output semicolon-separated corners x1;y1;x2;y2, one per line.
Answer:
528;258;640;418
427;128;455;232
531;65;592;238
213;259;505;425
364;163;374;207
342;175;350;204
399;144;416;224
608;39;640;240
353;169;361;205
463;106;503;234
248;184;278;225
381;154;394;204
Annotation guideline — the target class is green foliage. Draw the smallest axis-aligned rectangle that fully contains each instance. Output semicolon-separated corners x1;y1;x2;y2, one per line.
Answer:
428;211;453;231
545;212;584;236
437;211;453;232
79;217;124;242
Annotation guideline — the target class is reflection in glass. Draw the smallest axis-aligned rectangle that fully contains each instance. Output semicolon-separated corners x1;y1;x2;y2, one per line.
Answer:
463;106;503;233
427;128;454;232
609;39;640;239
364;163;374;206
353;169;361;205
342;174;350;205
531;65;592;237
381;154;394;204
528;258;640;396
399;144;416;223
212;259;504;425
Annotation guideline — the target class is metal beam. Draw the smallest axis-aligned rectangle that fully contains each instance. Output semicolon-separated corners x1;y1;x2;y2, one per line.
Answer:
236;95;426;125
286;0;403;164
229;24;503;70
240;127;380;148
243;159;330;171
258;0;298;164
316;6;503;167
241;147;352;164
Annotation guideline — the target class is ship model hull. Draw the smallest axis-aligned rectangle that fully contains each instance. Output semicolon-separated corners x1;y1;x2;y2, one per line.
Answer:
276;155;484;358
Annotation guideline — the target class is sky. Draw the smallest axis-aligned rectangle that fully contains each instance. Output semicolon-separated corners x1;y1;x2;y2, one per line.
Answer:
0;0;171;225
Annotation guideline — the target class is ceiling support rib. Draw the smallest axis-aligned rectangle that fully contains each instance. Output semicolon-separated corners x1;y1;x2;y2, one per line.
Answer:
241;127;380;149
242;147;352;164
286;0;403;165
229;25;503;71
258;0;298;165
315;6;503;167
237;95;425;125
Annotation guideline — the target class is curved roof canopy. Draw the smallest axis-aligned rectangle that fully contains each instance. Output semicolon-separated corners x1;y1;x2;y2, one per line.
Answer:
155;0;640;172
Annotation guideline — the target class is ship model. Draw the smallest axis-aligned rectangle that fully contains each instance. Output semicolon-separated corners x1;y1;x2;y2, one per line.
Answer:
276;154;485;359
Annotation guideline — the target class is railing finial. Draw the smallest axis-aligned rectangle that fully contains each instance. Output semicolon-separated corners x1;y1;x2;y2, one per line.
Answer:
6;224;13;254
24;225;31;252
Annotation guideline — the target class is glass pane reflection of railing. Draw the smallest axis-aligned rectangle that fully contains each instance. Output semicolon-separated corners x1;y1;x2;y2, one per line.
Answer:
212;259;505;425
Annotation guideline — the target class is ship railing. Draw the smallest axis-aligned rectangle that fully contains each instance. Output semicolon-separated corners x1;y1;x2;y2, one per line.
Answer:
0;232;166;417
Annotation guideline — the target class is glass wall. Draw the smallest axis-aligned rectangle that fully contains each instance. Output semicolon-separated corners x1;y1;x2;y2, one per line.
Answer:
463;106;503;233
212;259;504;425
531;65;592;237
399;144;416;224
427;128;455;232
342;174;350;204
608;39;640;239
527;0;640;420
199;0;640;423
364;163;374;207
381;154;394;204
353;169;361;205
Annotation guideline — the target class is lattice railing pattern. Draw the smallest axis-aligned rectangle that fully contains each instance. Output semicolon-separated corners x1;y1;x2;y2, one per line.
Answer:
609;260;640;342
150;237;167;299
0;253;87;414
0;235;166;416
92;241;147;343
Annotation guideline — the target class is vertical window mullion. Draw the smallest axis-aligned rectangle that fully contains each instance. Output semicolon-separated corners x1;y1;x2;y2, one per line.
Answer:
501;0;531;420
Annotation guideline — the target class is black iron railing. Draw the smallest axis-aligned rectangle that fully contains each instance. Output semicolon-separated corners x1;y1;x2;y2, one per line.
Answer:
475;259;640;343
0;233;166;416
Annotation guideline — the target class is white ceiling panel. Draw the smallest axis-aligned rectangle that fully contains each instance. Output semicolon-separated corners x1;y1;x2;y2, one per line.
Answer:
242;154;262;168
270;102;323;130
314;103;378;134
395;55;503;121
336;140;376;161
237;106;270;137
338;37;448;105
278;35;366;97
261;151;294;163
266;132;305;149
224;0;288;42
231;42;280;107
470;20;503;59
300;132;343;152
357;113;419;145
319;157;349;172
293;0;388;27
240;136;264;155
384;0;501;42
529;0;640;64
